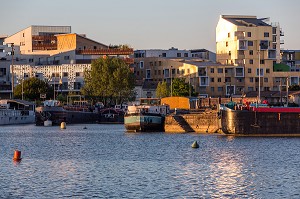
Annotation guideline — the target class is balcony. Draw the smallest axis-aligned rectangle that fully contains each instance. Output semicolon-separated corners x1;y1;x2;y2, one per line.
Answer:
235;31;245;40
280;40;284;44
76;48;134;55
235;59;245;67
268;50;276;59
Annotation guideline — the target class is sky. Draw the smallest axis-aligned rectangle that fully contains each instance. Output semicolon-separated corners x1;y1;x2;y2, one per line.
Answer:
1;0;299;52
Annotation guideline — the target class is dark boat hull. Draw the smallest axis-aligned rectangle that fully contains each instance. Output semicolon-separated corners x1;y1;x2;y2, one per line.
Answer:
124;114;165;132
220;109;300;135
35;106;99;126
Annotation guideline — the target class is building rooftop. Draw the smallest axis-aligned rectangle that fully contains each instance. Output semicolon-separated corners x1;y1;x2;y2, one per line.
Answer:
222;15;270;27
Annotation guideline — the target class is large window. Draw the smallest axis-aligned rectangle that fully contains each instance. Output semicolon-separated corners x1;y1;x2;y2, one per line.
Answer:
146;69;151;79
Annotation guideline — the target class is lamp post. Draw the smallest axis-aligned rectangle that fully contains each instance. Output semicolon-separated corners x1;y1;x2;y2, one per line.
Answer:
170;66;173;97
258;47;261;103
8;43;15;99
21;67;24;100
53;76;56;100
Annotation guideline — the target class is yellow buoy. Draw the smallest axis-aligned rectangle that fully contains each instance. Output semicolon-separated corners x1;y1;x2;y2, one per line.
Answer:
60;122;66;129
191;141;199;148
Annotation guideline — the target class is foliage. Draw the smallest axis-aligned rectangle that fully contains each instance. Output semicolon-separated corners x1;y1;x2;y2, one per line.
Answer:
81;57;135;105
14;77;53;101
156;81;169;98
289;84;300;91
171;78;196;97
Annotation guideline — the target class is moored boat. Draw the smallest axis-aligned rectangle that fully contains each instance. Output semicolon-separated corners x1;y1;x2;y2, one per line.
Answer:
35;100;99;126
124;98;170;132
220;102;300;135
0;99;35;125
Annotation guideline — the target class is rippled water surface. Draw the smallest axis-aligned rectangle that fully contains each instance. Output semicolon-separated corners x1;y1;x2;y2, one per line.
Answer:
0;124;299;198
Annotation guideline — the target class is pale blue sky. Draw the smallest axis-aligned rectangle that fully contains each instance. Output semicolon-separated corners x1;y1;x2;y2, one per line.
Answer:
1;0;299;52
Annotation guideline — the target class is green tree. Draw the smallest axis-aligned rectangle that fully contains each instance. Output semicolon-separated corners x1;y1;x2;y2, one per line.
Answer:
82;57;135;105
14;77;53;101
172;78;196;97
156;81;169;98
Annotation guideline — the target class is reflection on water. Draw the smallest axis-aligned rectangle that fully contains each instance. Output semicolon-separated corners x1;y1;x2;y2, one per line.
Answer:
0;124;299;198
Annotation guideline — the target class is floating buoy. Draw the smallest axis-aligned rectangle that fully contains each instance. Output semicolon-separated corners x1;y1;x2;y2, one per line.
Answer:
83;126;87;129
60;122;66;129
191;141;199;148
13;150;22;161
44;120;52;127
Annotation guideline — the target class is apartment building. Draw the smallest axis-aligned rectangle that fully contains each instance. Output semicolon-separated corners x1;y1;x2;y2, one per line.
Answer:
1;25;133;98
215;15;294;96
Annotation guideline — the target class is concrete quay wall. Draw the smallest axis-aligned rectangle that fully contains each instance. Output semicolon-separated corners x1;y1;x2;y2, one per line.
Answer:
164;110;221;133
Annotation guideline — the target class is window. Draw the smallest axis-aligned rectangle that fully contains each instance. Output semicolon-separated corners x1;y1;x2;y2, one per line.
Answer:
164;69;169;78
137;71;139;76
184;53;188;57
218;87;223;92
29;58;34;63
177;69;180;74
158;70;161;75
266;68;270;73
248;41;253;46
64;56;70;60
250;77;253;82
249;59;253;64
248;87;254;91
154;61;157;66
256;68;264;76
249;50;253;55
264;78;268;82
228;32;230;38
226;42;228;47
228;51;231;56
94;46;97;49
211;87;214;92
177;53;181;57
217;78;222;82
248;68;252;73
139;61;144;69
159;61;162;66
150;62;153;66
264;32;270;37
210;68;214;73
63;72;68;77
146;69;151;79
162;53;166;57
211;78;214;82
260;60;265;64
218;68;223;73
247;32;251;37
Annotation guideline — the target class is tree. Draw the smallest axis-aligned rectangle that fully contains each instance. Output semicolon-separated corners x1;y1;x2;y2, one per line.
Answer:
81;57;135;105
156;81;169;98
172;78;196;97
14;77;53;101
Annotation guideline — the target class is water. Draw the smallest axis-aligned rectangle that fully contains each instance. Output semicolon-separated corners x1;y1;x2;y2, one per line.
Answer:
0;124;299;198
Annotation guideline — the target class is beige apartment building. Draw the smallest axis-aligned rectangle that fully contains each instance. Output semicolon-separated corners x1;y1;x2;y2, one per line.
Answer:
215;15;298;97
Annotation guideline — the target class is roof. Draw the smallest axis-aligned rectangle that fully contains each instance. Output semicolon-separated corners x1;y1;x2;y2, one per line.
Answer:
55;33;108;48
222;15;271;27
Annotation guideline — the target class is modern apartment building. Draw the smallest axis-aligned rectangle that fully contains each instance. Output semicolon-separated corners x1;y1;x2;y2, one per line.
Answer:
1;25;133;98
215;15;292;96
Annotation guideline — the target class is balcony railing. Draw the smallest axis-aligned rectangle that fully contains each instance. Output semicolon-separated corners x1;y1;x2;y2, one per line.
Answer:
76;48;134;55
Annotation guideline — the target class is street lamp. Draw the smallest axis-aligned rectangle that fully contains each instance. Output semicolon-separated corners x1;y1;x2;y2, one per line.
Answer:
8;43;14;99
258;46;261;103
170;66;173;97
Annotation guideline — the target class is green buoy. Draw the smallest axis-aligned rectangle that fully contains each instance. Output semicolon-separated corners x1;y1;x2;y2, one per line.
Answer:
191;141;199;148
